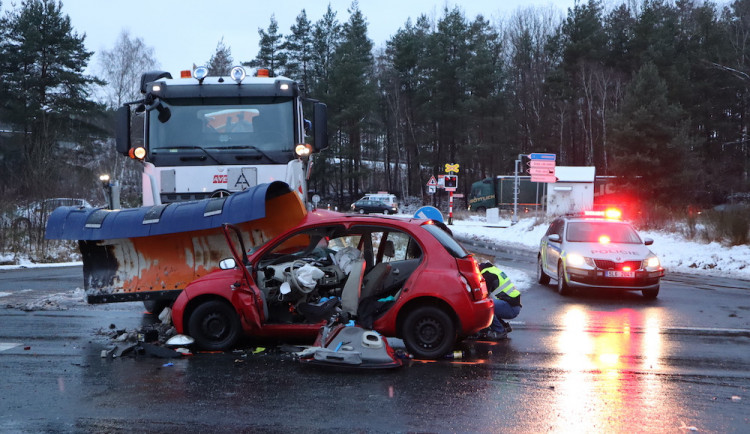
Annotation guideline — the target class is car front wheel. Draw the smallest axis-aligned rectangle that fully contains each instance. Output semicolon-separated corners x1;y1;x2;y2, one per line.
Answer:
537;256;550;285
402;306;456;359
557;262;571;296
359;208;365;214
188;299;241;351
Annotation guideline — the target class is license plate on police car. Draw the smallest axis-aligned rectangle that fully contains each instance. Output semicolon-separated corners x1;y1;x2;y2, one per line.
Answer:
605;271;635;278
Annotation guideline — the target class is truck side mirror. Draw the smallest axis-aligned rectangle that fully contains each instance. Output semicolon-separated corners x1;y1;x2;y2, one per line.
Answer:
115;105;131;156
313;102;328;151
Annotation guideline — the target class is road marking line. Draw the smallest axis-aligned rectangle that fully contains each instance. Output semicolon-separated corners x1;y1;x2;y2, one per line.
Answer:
0;343;23;352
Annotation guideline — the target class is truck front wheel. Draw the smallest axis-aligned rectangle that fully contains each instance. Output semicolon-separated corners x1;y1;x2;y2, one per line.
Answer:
188;300;241;351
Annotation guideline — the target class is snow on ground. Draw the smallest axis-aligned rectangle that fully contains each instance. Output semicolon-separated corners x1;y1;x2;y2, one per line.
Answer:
449;217;750;282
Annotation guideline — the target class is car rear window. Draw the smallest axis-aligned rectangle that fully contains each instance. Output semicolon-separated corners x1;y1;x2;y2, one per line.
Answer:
422;224;469;258
566;221;642;244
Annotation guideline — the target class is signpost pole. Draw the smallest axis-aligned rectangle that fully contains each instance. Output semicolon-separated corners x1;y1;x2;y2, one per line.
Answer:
513;154;522;225
448;191;454;225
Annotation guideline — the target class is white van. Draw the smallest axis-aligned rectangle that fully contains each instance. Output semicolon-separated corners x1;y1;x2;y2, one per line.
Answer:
361;193;398;211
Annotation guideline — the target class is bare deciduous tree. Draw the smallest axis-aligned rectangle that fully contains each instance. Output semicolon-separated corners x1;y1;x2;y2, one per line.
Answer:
98;30;159;109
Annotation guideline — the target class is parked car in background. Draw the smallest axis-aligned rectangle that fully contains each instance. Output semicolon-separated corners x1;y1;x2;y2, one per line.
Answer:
537;209;665;298
172;211;493;359
350;199;397;214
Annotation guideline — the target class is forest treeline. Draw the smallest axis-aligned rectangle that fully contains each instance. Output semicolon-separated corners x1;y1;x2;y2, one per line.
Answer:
1;0;750;212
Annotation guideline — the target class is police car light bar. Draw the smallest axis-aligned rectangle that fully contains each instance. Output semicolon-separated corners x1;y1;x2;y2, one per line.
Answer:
583;208;622;219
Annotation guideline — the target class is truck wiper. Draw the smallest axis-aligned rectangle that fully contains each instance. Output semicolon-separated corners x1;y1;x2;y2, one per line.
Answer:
152;146;221;164
213;145;280;164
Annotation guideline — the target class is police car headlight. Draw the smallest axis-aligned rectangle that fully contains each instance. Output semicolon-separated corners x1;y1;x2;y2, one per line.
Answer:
645;254;661;271
567;253;595;269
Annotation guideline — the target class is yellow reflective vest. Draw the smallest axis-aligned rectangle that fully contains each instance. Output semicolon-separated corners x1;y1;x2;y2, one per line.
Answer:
481;265;521;307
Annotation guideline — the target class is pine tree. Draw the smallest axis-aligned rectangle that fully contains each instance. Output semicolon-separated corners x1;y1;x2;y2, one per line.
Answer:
245;15;287;75
609;62;697;205
0;0;104;197
284;10;313;91
329;1;376;199
206;37;233;76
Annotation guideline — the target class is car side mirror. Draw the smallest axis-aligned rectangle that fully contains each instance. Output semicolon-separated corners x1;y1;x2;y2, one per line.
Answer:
219;258;237;270
548;234;561;243
644;237;654;246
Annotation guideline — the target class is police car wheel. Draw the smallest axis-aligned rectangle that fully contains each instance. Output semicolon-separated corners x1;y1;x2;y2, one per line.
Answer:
359;209;365;214
537;256;550;285
642;286;659;299
557;262;571;296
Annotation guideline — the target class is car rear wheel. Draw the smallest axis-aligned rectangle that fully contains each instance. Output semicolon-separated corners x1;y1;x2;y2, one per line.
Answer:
557;262;571;296
537;256;550;285
402;306;456;359
188;300;241;351
642;286;659;299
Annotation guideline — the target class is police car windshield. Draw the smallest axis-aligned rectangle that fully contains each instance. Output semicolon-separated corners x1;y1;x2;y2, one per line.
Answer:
566;221;642;244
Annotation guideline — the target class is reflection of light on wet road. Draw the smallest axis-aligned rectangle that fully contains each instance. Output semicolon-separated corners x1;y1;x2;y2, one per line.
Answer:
556;306;665;431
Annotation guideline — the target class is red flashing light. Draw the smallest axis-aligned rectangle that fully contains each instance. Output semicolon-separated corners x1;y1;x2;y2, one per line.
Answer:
256;69;270;77
180;70;191;78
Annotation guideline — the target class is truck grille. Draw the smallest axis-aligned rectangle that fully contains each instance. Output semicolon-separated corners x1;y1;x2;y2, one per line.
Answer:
593;260;643;270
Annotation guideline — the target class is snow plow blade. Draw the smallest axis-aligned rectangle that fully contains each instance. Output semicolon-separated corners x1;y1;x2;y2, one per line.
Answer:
45;181;306;304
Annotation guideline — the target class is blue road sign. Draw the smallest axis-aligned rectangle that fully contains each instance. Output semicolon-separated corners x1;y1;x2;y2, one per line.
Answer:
529;153;556;161
414;206;444;223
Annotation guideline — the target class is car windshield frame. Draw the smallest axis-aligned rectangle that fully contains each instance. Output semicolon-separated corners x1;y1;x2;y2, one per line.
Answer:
565;221;643;244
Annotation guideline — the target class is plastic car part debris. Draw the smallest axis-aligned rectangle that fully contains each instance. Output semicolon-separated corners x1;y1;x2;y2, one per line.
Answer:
165;334;194;346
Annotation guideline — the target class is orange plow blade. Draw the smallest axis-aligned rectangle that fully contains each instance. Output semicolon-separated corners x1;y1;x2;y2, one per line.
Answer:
46;182;305;304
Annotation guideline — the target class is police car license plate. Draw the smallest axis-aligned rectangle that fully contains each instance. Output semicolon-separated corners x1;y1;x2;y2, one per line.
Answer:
605;271;635;278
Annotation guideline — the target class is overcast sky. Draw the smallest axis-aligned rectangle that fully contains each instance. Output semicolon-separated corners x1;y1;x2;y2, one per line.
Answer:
2;0;578;76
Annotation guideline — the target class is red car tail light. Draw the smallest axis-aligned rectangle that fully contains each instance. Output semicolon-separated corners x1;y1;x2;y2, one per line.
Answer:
456;255;488;301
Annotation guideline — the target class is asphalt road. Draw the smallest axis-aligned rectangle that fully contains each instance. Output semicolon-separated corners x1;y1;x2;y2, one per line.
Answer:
1;251;749;432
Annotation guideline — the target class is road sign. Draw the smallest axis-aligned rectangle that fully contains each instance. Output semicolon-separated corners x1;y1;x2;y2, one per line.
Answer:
529;160;556;168
529;153;556;161
444;175;457;191
414;206;444;223
428;185;436;194
445;163;460;173
528;167;554;175
427;176;437;186
531;174;557;183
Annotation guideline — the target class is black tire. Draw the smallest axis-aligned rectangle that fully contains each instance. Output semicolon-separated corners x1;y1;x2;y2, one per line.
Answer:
143;299;171;316
642;286;659;299
402;306;456;359
359;208;365;214
188;300;241;351
557;262;571;296
537;256;550;285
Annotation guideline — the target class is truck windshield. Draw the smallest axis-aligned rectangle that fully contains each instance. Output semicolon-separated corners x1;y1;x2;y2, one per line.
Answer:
148;99;295;156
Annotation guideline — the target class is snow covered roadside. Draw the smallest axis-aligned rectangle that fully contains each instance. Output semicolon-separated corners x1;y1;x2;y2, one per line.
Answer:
449;217;750;282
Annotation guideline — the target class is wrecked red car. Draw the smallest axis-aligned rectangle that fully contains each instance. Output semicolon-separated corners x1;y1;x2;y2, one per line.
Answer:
173;211;493;359
46;182;492;359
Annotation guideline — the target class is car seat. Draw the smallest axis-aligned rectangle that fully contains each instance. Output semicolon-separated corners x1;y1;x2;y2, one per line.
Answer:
341;260;366;316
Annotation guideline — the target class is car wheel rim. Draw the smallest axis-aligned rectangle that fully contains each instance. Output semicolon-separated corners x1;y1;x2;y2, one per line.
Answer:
415;316;443;349
202;313;229;339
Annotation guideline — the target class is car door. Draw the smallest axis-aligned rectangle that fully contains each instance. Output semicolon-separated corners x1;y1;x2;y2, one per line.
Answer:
544;219;564;273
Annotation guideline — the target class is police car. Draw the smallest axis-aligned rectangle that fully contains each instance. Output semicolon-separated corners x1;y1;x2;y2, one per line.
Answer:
537;209;665;298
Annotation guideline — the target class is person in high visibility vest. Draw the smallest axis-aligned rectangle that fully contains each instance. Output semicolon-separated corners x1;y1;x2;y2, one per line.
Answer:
477;262;521;340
